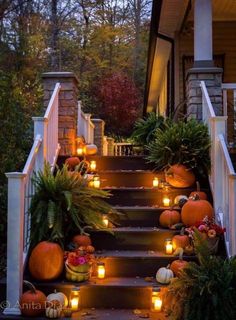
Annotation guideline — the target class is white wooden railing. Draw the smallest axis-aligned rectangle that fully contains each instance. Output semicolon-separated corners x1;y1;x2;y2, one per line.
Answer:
201;81;236;258
77;101;95;143
114;143;134;156
222;83;236;143
4;83;61;315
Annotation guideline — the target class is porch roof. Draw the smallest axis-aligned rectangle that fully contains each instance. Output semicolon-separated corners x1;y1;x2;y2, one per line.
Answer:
144;0;236;115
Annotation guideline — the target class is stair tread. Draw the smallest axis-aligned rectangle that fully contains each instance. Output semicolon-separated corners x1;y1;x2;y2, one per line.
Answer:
113;205;180;210
0;309;167;320
94;227;177;233
100;169;155;173
95;249;194;259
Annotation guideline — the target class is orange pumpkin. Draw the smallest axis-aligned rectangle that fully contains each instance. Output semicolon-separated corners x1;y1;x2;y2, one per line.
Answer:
172;228;190;250
181;195;213;226
72;234;92;247
189;181;207;200
170;250;189;277
84;144;98;155
29;242;64;281
165;164;195;188
65;157;80;170
159;209;181;228
20;280;46;317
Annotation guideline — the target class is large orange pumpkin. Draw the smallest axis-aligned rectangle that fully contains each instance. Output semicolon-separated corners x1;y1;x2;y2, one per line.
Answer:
165;164;195;188
170;250;189;277
29;242;64;281
181;195;213;226
189;181;207;200
172;228;190;250
159;209;181;228
20;280;46;317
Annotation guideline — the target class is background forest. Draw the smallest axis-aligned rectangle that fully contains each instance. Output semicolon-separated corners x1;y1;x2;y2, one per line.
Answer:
0;0;151;275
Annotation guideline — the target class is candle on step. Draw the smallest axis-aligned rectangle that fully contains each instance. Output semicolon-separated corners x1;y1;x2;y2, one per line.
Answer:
102;215;109;227
93;175;100;188
152;177;159;188
152;287;162;312
163;196;171;207
165;239;173;255
90;160;97;171
70;287;80;311
97;262;105;279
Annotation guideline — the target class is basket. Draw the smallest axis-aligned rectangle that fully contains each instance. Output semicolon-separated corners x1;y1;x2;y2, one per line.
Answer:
65;261;91;282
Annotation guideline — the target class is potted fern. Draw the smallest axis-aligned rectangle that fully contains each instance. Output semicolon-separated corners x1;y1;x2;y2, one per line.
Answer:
164;231;236;320
29;164;116;249
147;119;211;186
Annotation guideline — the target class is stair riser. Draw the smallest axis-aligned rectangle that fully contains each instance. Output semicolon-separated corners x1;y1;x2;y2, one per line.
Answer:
80;286;152;308
90;230;178;250
117;208;180;227
87;156;153;171
93;256;194;277
100;172;164;188
106;189;192;206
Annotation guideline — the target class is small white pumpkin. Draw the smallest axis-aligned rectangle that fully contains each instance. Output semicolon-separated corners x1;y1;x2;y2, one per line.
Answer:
47;290;68;307
156;265;174;284
46;300;62;319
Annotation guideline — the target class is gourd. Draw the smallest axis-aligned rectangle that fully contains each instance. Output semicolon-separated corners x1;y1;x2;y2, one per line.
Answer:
181;194;213;226
47;290;68;307
29;241;64;281
45;300;62;319
156;265;174;284
65;157;80;170
165;164;195;188
159;208;181;228
72;234;92;247
172;228;190;250
189;181;207;200
174;195;188;205
84;144;98;155
20;280;46;317
184;245;195;255
170;249;189;277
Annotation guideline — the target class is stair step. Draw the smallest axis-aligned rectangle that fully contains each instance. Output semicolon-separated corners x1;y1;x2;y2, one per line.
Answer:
87;156;154;171
104;187;194;206
0;308;167;319
114;206;180;227
99;170;164;188
95;250;196;277
90;227;178;250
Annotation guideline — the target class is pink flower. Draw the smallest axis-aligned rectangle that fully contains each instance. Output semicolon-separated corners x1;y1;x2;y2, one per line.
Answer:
198;225;208;232
78;257;87;265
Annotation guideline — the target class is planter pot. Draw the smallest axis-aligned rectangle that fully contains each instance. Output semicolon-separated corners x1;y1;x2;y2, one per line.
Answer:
206;237;219;254
65;261;91;282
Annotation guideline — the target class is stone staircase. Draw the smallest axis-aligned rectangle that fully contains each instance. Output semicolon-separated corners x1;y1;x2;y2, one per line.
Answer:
1;155;211;319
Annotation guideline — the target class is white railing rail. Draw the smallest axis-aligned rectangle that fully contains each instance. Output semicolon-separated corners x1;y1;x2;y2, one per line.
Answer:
77;101;95;144
201;80;236;258
222;83;236;142
4;83;61;316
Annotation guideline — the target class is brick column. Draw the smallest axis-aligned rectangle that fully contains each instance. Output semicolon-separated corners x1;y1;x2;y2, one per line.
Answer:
186;67;223;119
42;72;79;156
92;119;105;156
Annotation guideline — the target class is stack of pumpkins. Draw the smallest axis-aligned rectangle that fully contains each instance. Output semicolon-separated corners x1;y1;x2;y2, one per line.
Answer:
20;281;68;318
24;234;95;318
155;164;214;285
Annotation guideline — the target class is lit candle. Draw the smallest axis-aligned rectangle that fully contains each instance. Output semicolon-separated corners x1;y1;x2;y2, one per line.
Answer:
93;175;100;188
90;160;97;171
152;287;162;312
102;215;109;227
163;196;171;207
97;262;105;279
77;147;84;156
70;287;80;311
165;239;173;255
152;177;159;188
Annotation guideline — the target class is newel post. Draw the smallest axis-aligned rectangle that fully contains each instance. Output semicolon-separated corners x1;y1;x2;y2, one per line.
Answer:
3;173;26;315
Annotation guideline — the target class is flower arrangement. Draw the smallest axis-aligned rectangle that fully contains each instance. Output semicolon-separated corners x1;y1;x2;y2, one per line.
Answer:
186;216;225;239
64;248;95;282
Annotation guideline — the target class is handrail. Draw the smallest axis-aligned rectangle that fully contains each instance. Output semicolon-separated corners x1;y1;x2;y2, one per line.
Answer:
77;101;95;143
218;134;236;175
222;83;236;90
200;81;216;117
23;135;42;174
44;83;61;119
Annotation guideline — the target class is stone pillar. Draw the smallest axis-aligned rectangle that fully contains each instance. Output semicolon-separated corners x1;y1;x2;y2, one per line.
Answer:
107;137;115;156
92;119;105;156
186;68;223;119
42;72;79;156
194;0;213;67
